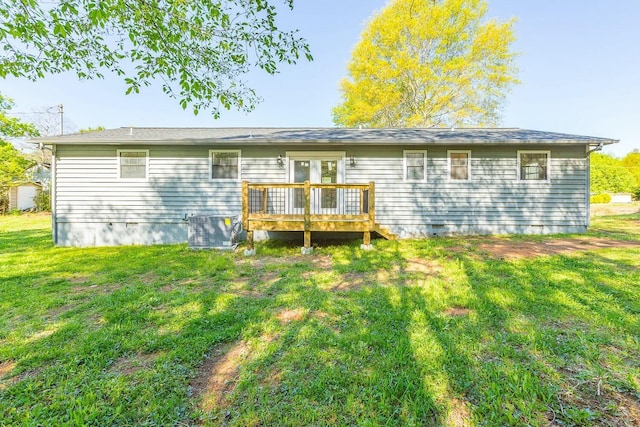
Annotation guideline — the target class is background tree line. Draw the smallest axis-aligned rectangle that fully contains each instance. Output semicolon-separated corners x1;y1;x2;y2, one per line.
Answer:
591;151;640;199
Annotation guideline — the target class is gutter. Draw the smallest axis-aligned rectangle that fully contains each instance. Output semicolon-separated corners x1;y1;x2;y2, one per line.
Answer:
51;144;57;245
584;141;607;229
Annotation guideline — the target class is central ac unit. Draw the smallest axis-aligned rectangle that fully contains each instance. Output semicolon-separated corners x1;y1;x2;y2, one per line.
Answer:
188;216;241;250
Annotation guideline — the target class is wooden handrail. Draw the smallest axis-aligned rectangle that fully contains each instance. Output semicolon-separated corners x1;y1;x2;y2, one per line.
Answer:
241;180;378;250
244;182;371;190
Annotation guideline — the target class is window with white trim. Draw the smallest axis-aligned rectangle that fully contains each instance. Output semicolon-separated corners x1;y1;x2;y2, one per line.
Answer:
518;151;550;181
448;150;471;180
210;150;240;180
118;149;148;179
404;150;427;181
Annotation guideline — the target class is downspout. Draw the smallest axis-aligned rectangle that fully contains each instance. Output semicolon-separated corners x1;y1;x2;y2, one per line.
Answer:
585;142;604;229
51;144;57;245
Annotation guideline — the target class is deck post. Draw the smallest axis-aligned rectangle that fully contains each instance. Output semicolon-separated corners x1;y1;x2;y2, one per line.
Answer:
242;180;249;231
262;188;268;214
245;231;255;256
368;181;375;228
302;180;313;254
363;231;371;246
242;181;256;255
361;181;375;250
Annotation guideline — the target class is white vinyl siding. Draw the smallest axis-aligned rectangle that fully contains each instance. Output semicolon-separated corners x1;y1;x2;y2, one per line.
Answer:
448;150;471;181
210;150;241;181
53;143;588;245
117;149;148;180
518;150;550;181
403;150;427;181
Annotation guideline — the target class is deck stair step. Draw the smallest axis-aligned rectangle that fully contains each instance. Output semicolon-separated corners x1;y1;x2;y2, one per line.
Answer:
374;223;398;240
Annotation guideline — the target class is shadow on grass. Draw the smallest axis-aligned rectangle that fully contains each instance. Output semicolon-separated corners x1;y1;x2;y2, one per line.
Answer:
220;235;639;425
1;219;639;425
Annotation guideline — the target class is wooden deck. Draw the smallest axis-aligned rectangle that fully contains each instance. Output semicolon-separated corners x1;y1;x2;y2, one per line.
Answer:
242;181;396;250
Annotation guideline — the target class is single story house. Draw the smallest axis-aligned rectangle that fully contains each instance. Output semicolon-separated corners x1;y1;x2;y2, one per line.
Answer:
8;182;43;211
38;127;617;247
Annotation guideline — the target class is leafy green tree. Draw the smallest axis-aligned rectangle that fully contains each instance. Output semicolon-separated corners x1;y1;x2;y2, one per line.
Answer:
0;0;312;116
0;93;39;212
80;126;106;133
1;93;38;186
621;150;640;185
333;0;519;128
590;153;636;194
0;141;34;186
621;149;640;200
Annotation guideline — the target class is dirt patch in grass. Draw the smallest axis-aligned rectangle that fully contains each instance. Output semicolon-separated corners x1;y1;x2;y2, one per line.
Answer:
311;255;333;270
405;258;444;275
331;272;371;291
0;360;16;378
47;303;78;319
476;237;640;260
312;310;330;319
110;352;163;376
276;308;305;324
591;203;640;216
70;283;122;296
192;340;250;411
139;272;161;285
240;256;301;269
444;307;471;317
553;372;640;426
608;390;640;425
445;398;473;426
67;274;90;284
1;365;46;390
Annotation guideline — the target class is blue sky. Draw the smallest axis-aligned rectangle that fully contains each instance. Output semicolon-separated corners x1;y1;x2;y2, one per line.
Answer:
3;0;639;157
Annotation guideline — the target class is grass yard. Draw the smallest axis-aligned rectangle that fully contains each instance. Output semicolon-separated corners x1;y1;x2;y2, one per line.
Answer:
1;213;639;426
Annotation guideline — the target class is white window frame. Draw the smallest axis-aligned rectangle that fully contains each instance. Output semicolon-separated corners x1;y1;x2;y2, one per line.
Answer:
447;150;471;181
517;150;551;182
117;149;149;181
403;150;427;182
209;149;241;182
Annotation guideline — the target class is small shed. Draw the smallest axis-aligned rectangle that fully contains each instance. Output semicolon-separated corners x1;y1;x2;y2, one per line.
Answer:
8;183;42;211
610;193;633;204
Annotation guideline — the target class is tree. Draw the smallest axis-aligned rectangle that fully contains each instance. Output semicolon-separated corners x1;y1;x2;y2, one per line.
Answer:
0;93;38;190
0;0;312;116
27;106;77;138
80;126;106;133
621;149;640;200
621;150;640;185
0;93;40;213
333;0;518;128
590;153;636;194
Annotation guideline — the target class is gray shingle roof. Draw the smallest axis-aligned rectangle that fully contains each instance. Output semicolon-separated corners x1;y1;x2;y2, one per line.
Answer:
36;127;618;146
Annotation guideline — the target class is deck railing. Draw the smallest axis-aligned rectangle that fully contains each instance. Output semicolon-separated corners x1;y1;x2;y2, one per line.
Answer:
242;180;375;250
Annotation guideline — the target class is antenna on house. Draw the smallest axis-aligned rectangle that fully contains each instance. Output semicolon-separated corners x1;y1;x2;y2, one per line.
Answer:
58;104;64;135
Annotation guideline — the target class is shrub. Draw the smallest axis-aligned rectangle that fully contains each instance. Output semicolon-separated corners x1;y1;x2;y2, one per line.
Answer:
590;193;612;204
33;190;51;211
633;187;640;201
0;190;8;214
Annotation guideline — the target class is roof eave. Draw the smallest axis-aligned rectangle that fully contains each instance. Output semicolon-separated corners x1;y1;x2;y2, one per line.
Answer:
39;138;620;146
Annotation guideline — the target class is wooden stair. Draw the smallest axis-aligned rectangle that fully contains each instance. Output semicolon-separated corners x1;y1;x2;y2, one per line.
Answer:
374;223;398;240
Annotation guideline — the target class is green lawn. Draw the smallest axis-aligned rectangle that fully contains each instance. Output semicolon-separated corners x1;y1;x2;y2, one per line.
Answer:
1;214;639;426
